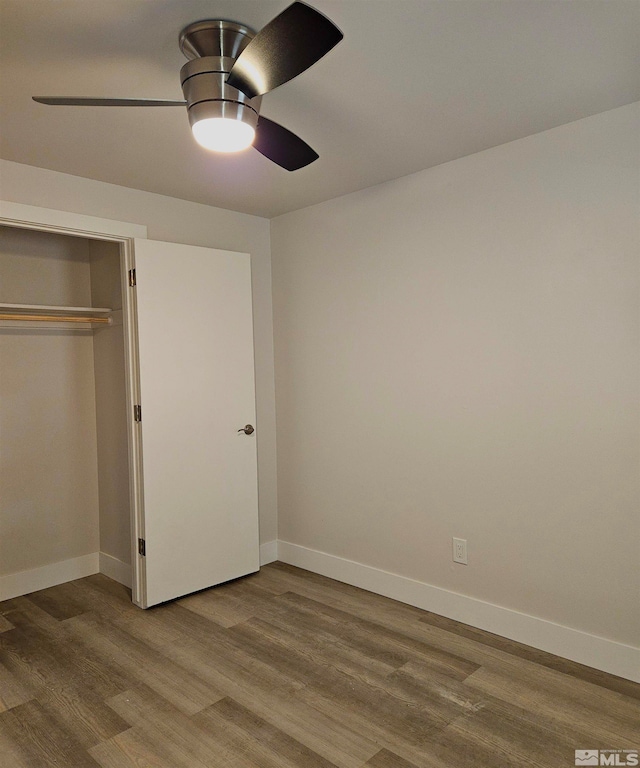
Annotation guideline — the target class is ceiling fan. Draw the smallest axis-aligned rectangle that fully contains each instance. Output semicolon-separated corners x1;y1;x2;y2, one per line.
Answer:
32;2;343;171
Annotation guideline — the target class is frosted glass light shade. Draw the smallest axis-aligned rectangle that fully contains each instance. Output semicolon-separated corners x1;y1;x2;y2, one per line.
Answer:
191;117;255;152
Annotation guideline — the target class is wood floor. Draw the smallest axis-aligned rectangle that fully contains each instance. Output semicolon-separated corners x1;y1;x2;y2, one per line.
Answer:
0;563;638;767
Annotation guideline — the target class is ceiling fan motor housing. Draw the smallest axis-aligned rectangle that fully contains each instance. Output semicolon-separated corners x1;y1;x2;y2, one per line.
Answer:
179;20;262;132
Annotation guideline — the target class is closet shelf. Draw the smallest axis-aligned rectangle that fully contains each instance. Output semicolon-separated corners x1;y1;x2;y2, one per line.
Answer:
0;302;113;325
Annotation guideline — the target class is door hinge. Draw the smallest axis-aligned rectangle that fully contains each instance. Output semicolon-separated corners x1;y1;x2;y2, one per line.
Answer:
128;268;136;287
138;538;146;556
134;404;142;422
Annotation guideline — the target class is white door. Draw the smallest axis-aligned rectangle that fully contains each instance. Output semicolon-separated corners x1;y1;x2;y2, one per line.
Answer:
133;238;259;607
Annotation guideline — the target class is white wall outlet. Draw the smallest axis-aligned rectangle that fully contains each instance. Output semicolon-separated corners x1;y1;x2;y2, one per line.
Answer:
453;537;468;565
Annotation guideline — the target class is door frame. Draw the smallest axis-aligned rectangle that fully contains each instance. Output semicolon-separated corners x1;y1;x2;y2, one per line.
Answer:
0;201;148;606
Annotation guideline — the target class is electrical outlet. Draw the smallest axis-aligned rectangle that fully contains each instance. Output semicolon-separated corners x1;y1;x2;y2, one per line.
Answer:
453;537;468;565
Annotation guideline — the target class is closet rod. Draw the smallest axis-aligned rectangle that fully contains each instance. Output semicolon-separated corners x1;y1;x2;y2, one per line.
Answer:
0;313;111;324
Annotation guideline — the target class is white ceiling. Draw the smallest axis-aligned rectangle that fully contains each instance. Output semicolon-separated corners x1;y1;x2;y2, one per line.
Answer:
1;0;638;219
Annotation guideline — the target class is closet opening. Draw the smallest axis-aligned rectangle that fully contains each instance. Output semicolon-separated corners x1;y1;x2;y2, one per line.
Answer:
0;223;139;601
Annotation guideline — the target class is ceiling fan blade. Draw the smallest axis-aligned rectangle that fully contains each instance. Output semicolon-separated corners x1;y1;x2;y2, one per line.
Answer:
226;2;343;98
253;116;318;171
32;97;186;107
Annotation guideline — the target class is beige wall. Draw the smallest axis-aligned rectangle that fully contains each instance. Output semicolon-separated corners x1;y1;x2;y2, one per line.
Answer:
89;239;130;566
0;227;100;573
271;103;640;646
0;160;277;546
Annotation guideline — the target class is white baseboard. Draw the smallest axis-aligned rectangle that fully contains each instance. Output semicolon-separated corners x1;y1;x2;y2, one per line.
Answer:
260;540;278;565
277;541;640;684
0;551;133;601
99;552;132;588
0;553;99;601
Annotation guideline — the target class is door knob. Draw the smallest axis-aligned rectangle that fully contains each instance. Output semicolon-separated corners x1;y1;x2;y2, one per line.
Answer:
238;424;254;435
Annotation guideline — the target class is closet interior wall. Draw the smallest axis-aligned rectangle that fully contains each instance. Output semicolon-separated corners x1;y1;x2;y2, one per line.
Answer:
0;225;131;588
89;238;131;574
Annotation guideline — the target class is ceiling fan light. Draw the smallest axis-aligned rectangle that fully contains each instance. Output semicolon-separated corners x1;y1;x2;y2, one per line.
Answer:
191;117;255;152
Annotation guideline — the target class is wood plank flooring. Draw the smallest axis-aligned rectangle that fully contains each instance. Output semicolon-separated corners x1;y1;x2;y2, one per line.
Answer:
0;562;638;767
